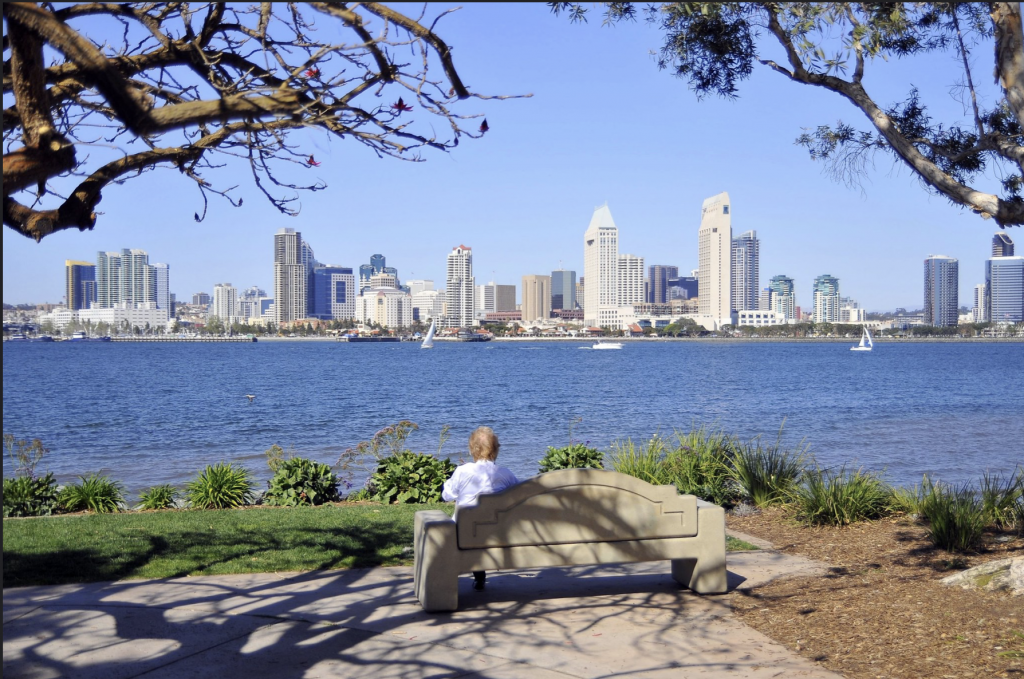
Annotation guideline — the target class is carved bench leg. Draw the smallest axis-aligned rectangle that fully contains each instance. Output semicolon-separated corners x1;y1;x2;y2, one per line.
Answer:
415;511;460;612
671;504;727;594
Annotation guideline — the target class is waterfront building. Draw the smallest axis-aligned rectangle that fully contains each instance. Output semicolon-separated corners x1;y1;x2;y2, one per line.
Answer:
993;233;1015;257
923;255;959;327
273;228;309;324
551;269;577;310
522;274;552;322
151;263;170;311
698;192;732;323
475;281;514;317
358;287;412;328
78;305;170;331
812;274;840;323
973;284;987;322
583;204;620;327
759;287;772;313
238;286;269;322
407;280;434;297
731;230;759;312
412;289;444;322
96;249;154;309
617;254;645;306
65;260;96;311
768;275;795;321
647;265;678;304
986;256;1024;323
311;266;356;320
445;245;475;328
737;310;781;327
212;283;239;324
192;292;211;306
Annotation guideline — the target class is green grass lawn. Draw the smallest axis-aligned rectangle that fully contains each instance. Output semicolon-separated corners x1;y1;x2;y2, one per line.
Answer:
4;503;757;588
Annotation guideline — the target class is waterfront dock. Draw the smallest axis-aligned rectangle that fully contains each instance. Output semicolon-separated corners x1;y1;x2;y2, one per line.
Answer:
109;336;257;342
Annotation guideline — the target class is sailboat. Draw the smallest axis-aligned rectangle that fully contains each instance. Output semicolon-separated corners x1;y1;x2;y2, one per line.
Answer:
421;319;436;349
850;327;874;352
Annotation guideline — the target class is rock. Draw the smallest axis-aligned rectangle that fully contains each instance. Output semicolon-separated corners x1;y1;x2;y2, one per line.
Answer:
940;556;1023;596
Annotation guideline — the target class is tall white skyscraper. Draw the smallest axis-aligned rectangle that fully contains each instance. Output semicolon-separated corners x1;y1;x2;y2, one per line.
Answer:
151;263;170;310
212;283;239;324
731;230;760;311
95;248;158;309
813;274;841;323
698;192;732;322
923;255;959;327
445;245;475;328
273;228;307;324
616;254;645;305
986;256;1024;323
973;283;987;322
583;204;619;327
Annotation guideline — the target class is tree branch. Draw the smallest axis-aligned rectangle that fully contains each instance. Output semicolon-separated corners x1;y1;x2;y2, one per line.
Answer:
991;2;1024;128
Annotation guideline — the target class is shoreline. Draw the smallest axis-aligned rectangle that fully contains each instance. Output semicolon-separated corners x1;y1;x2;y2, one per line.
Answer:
252;335;1023;343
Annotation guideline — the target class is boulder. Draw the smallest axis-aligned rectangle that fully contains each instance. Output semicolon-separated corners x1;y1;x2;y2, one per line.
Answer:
940;556;1023;596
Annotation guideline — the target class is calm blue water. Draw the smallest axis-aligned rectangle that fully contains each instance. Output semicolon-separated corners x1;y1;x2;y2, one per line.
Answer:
3;340;1022;495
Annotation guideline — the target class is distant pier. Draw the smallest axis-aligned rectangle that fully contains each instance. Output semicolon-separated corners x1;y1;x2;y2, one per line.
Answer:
109;336;257;343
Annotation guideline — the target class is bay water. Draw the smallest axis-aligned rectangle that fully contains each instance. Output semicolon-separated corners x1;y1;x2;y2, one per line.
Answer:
3;340;1022;496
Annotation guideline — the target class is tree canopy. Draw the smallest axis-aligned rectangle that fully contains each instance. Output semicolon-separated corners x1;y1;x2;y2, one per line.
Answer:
3;2;514;241
553;2;1023;227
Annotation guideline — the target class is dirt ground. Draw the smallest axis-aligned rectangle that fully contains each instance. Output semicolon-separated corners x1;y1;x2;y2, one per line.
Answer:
727;508;1023;679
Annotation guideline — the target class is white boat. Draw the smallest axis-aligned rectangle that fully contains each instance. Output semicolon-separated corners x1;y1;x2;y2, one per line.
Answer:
592;340;623;350
850;327;873;352
421;320;436;349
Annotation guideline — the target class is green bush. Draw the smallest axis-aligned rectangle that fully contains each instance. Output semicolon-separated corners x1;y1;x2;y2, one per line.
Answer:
919;480;987;552
539;442;605;473
3;473;62;517
265;457;340;506
60;475;125;513
369;451;455;504
796;466;892;526
979;470;1022;529
138;484;180;510
890;476;931;516
186;463;254;509
610;437;669;484
733;428;807;507
665;427;743;506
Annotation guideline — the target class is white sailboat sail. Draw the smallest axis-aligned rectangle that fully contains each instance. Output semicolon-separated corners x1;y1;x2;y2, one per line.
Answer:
851;327;873;351
421;320;436;349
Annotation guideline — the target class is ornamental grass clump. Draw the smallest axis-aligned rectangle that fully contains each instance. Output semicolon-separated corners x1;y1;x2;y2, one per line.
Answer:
3;473;62;517
137;484;180;510
890;476;931;517
796;466;892;526
265;456;340;507
978;469;1023;529
919;480;987;553
732;426;808;507
186;463;254;509
60;474;125;513
664;426;743;506
609;437;668;484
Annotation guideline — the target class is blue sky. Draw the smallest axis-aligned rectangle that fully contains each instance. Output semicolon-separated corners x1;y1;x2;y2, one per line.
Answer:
2;4;1013;310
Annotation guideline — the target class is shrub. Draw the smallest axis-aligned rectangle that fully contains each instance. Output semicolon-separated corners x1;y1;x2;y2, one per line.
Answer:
919;480;987;552
60;474;125;513
979;470;1022;529
3;472;62;517
265;457;340;506
890;476;931;516
610;437;669;484
368;451;455;504
539;442;604;473
186;463;254;509
138;484;180;510
665;427;743;506
732;427;807;507
796;466;892;526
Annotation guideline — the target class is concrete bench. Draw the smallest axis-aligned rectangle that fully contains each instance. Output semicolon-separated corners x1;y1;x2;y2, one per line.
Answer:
413;468;727;612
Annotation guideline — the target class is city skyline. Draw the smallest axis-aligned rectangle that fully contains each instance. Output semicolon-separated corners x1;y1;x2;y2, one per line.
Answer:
2;5;1014;310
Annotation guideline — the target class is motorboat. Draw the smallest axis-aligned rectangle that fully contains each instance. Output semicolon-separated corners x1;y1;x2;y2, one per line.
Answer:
592;340;623;350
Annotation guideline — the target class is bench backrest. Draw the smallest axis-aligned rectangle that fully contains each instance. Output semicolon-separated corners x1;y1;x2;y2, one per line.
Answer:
455;469;698;549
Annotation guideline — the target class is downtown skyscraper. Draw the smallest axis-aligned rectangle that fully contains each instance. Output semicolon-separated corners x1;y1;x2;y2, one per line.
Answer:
445;245;475;328
583;204;619;328
550;269;577;310
731;230;760;311
698;192;732;323
65;260;96;311
812;274;840;323
273;228;307;324
923;255;959;327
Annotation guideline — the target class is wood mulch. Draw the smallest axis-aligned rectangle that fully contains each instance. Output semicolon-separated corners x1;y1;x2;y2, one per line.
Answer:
727;507;1023;679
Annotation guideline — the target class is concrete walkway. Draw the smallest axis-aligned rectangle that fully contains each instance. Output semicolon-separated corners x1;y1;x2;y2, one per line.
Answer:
4;547;841;679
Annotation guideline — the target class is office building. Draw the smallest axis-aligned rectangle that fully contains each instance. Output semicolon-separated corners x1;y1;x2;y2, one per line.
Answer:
475;282;514;316
993;233;1015;257
668;275;698;300
986;256;1024;323
150;263;170;310
212;283;239;324
698;192;733;322
812;274;840;323
192;292;211;306
407;280;434;297
311;266;356;320
731;230;760;311
273;228;308;324
576;278;585;308
551;269;577;310
647;265;678;304
445;245;475;328
412;290;444;322
973;284;987;322
923;255;959;327
358;287;412;328
522;274;552;322
65;260;96;311
759;287;773;313
617;254;645;305
583;204;619;327
369;272;398;289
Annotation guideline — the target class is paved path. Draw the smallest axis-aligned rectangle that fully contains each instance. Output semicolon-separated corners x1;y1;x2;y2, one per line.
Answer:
4;548;841;679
